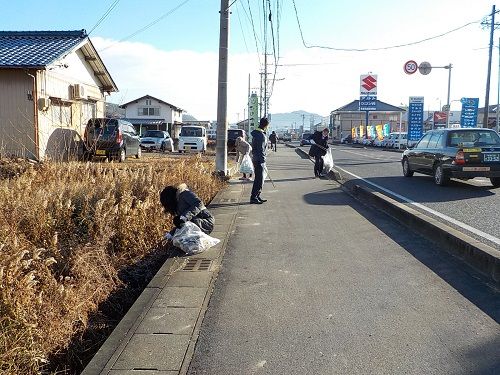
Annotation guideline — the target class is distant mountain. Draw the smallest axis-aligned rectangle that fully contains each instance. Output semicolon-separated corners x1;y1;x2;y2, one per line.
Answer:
268;110;328;132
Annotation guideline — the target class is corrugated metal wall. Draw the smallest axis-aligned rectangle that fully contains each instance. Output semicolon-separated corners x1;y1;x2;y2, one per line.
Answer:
0;69;37;158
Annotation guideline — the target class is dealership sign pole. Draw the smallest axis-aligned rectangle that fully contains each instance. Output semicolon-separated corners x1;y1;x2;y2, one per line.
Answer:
408;96;425;146
359;74;378;135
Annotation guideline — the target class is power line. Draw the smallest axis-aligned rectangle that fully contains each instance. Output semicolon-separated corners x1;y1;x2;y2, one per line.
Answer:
291;0;497;52
99;0;192;52
88;0;121;35
235;2;249;53
245;0;262;67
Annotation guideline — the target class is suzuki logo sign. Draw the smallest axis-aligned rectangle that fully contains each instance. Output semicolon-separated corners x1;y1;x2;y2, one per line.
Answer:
360;74;377;96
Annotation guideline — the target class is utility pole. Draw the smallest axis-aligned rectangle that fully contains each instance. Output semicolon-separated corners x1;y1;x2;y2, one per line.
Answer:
216;0;229;175
497;37;500;132
483;5;496;128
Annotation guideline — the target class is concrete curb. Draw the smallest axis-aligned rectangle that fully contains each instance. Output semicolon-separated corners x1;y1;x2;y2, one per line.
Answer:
82;182;243;374
292;144;499;285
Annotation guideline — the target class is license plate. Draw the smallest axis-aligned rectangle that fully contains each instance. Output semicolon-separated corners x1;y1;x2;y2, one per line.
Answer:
483;153;500;162
185;146;191;150
463;166;490;171
95;150;106;156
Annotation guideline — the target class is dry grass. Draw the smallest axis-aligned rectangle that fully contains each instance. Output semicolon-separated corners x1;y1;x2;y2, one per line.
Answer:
0;154;225;375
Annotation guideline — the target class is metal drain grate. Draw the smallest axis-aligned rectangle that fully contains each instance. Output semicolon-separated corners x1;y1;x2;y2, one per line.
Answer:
182;258;213;271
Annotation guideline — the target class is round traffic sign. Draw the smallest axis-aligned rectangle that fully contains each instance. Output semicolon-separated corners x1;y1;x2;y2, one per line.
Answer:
404;60;418;74
419;61;432;75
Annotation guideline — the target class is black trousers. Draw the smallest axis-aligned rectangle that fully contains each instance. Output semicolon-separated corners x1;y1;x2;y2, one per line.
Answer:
251;161;264;199
271;142;277;151
314;155;324;176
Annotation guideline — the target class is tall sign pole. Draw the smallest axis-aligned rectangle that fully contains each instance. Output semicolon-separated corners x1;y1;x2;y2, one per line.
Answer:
483;4;495;128
216;0;230;175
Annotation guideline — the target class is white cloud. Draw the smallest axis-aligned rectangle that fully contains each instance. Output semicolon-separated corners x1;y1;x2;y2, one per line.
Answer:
95;23;497;124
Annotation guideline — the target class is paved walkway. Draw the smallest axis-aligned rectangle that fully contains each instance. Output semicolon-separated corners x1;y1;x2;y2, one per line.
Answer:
84;144;499;375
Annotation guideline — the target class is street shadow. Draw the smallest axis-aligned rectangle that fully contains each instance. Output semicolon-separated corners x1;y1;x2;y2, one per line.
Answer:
302;185;500;324
295;148;311;160
342;175;495;204
336;160;399;166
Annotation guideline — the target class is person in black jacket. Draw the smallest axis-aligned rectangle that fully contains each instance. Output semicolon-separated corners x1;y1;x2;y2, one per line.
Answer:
309;128;329;177
250;117;269;204
269;131;277;152
160;183;214;240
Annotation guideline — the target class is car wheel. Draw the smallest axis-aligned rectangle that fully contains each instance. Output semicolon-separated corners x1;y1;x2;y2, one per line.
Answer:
136;147;141;159
402;157;414;177
433;163;449;186
118;148;126;163
490;177;500;188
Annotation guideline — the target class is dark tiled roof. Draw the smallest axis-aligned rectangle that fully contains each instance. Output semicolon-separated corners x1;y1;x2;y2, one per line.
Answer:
0;30;87;68
332;99;406;113
124;118;166;126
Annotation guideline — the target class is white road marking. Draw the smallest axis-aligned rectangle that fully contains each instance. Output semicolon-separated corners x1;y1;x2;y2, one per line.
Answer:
335;165;500;247
336;148;400;162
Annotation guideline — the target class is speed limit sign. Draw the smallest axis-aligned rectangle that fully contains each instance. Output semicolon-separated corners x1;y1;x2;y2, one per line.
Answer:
404;60;418;75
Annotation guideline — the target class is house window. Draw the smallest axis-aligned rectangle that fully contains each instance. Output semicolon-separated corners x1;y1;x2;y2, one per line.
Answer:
138;107;160;116
146;99;152;105
50;99;72;126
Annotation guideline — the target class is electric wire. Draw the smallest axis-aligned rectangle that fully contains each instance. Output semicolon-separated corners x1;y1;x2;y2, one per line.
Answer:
99;0;192;52
246;0;262;67
235;2;249;53
88;0;121;35
291;0;500;52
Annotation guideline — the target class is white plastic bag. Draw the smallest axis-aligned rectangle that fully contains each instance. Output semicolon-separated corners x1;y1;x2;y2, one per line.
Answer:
172;221;220;255
239;154;254;175
322;148;333;174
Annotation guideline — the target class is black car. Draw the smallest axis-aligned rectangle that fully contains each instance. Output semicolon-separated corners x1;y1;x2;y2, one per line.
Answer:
84;118;141;162
300;133;312;146
401;128;500;186
227;129;245;152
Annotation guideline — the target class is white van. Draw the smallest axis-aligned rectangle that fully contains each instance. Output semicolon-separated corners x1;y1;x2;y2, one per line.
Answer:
388;132;407;149
178;126;207;153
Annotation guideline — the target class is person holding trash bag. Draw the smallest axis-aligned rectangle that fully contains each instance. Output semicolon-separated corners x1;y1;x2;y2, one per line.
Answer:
250;117;269;204
235;135;253;181
160;183;214;241
309;128;329;178
269;131;277;152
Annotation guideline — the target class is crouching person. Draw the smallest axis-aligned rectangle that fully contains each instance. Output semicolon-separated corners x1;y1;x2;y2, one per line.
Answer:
160;183;214;241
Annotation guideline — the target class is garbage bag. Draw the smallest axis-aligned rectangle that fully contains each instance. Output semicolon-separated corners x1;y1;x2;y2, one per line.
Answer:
239;154;254;175
172;221;220;255
322;148;333;174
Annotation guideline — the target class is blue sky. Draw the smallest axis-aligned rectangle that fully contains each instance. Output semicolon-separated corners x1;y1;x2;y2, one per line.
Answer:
1;1;499;121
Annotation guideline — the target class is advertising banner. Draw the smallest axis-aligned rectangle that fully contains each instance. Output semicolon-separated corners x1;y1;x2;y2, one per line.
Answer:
351;127;356;138
359;125;365;138
376;125;384;140
383;123;391;137
408;96;424;141
460;98;479;128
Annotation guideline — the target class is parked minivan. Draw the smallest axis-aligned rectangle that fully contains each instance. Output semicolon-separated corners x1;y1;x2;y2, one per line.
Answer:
227;129;245;152
178;126;207;153
84;118;141;162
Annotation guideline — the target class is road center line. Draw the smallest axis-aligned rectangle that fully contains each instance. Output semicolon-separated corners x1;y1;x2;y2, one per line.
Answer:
334;165;500;247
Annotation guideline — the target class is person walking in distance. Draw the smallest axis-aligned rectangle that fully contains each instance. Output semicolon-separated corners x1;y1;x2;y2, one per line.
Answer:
309;128;329;178
250;118;269;204
269;131;277;152
235;135;252;181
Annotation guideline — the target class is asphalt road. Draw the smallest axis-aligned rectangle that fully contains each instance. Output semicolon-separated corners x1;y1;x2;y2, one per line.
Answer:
188;145;499;375
321;144;500;250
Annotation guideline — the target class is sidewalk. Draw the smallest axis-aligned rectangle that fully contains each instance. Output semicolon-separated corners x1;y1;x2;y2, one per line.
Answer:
84;145;499;375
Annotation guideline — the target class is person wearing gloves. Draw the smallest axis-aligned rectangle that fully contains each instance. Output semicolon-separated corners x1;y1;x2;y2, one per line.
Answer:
250;117;269;204
160;183;214;241
308;128;330;178
235;135;253;181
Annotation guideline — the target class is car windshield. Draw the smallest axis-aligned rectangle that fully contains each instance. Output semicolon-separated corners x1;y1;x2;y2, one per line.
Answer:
228;130;243;139
87;119;118;136
180;127;203;137
302;134;311;139
143;131;165;138
448;130;500;147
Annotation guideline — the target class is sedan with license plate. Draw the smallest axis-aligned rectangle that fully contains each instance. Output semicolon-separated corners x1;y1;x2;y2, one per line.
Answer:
401;128;500;187
140;130;174;152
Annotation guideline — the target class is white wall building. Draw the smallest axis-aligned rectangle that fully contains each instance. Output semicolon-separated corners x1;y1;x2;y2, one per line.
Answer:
0;30;117;160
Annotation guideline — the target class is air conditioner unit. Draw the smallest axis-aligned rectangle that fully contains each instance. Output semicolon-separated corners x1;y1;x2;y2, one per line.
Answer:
72;84;85;100
38;97;51;111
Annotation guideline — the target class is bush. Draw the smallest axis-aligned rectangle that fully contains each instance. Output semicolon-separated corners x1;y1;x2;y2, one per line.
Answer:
0;155;224;374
